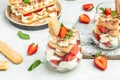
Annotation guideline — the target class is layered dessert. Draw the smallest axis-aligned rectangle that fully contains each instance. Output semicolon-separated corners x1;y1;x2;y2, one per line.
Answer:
45;18;82;72
8;0;59;25
93;7;120;49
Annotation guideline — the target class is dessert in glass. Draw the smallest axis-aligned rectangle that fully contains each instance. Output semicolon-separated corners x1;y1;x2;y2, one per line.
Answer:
92;2;120;50
45;18;82;72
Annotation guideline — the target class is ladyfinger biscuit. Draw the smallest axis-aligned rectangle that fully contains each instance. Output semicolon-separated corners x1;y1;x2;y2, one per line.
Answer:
48;41;74;53
109;30;120;37
0;60;9;71
8;0;16;5
48;18;61;36
54;51;66;57
0;40;23;64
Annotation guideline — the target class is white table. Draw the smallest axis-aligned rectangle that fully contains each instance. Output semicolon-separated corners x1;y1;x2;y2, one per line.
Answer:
0;0;120;80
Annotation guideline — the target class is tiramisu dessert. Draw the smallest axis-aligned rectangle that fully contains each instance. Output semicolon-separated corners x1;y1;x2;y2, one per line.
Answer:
8;0;59;25
45;18;82;72
93;7;120;49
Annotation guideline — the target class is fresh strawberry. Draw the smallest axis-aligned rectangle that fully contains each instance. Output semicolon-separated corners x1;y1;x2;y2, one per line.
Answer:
65;53;76;61
105;8;111;15
79;14;90;24
83;3;94;11
35;8;43;13
69;44;79;54
27;43;38;55
94;51;107;71
59;26;68;38
98;25;109;33
103;41;111;47
24;12;33;17
51;60;59;65
93;32;100;42
77;40;81;45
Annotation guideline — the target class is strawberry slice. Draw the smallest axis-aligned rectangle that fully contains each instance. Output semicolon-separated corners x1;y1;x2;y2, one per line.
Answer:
94;51;107;71
27;43;38;55
59;24;68;37
79;14;90;24
35;8;43;13
51;60;59;65
83;3;94;11
65;53;76;61
69;44;79;54
103;41;111;47
97;25;109;33
23;12;33;17
77;40;81;45
93;32;100;42
105;8;111;15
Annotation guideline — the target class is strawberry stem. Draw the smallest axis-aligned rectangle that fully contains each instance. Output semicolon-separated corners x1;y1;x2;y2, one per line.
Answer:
96;51;102;57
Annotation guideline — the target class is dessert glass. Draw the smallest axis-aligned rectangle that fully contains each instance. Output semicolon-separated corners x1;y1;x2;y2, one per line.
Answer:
92;2;120;50
45;22;82;72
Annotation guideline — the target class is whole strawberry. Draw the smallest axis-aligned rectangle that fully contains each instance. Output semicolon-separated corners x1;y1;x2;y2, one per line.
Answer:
83;3;94;11
27;43;38;55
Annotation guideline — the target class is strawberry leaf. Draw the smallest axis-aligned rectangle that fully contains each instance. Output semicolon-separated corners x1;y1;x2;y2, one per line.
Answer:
96;51;102;57
60;23;64;27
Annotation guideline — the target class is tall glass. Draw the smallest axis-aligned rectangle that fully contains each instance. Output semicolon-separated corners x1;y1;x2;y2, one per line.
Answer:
45;22;82;72
92;2;120;50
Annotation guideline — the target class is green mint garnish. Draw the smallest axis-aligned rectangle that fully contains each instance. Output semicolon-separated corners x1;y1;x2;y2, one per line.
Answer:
18;31;30;40
111;11;116;17
99;7;105;13
23;0;30;4
28;60;43;71
65;30;73;39
60;23;64;27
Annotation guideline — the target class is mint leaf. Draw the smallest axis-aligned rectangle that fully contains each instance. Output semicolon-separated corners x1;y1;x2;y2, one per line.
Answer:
23;0;30;4
99;7;105;12
111;11;116;17
18;31;30;40
28;60;43;71
65;30;73;39
60;23;64;27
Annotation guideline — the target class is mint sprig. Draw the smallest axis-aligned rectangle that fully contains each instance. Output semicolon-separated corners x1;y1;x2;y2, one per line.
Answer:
28;60;43;71
23;0;30;4
99;7;105;13
18;31;30;40
65;30;73;39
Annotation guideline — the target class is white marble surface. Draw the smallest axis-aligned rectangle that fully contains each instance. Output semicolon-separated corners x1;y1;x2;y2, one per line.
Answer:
0;0;120;80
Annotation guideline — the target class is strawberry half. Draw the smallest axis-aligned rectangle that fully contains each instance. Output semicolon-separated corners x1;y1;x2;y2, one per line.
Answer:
105;8;111;15
79;14;90;24
27;43;38;55
83;3;94;11
69;44;79;54
51;60;59;65
97;25;109;33
59;24;68;37
65;53;76;61
94;51;108;71
93;32;100;42
103;41;111;47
